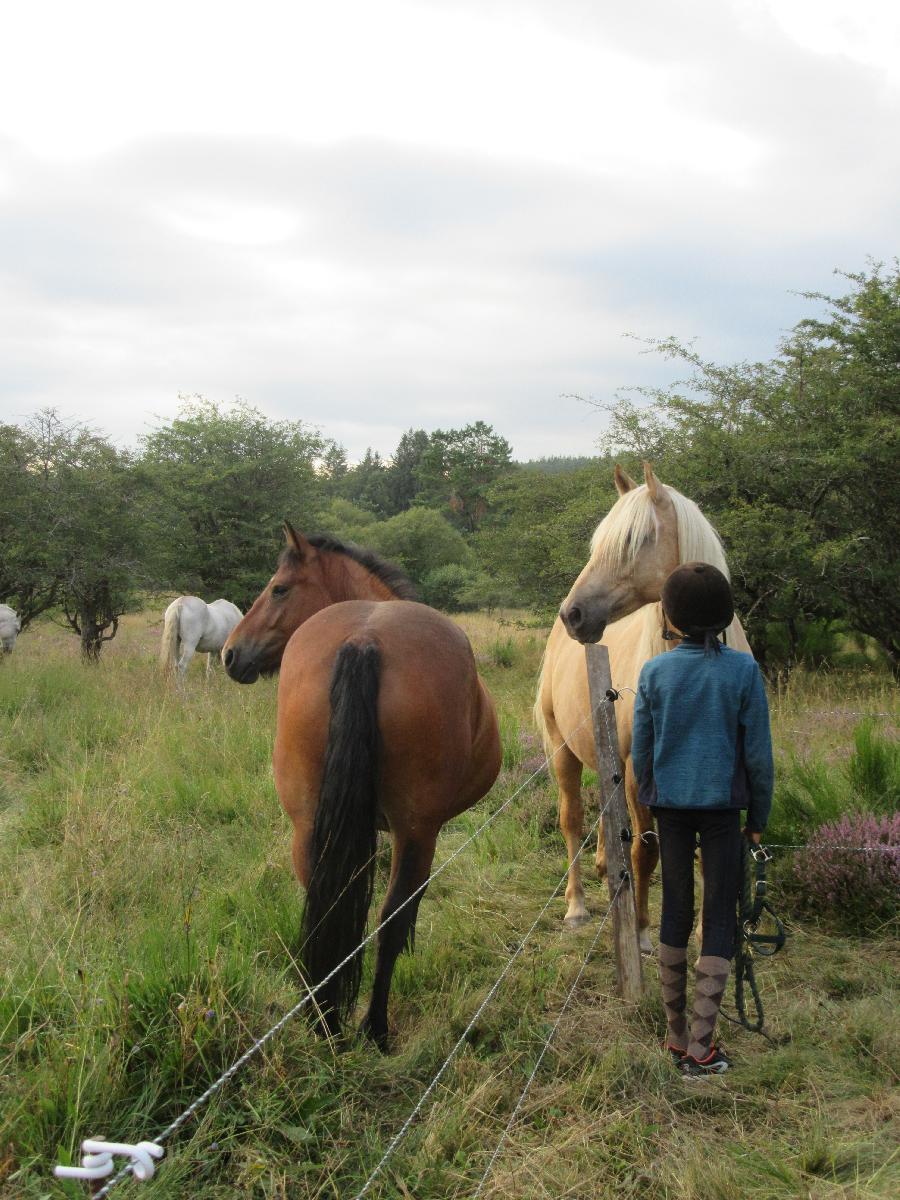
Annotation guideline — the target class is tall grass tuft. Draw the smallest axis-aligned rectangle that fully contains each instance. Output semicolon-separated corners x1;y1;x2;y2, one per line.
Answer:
768;719;899;845
847;720;900;814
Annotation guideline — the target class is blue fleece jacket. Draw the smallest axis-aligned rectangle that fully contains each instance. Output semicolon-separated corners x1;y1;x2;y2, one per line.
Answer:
631;642;774;832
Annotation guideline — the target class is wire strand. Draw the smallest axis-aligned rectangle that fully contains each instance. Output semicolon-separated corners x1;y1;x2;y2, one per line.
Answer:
472;876;625;1197
89;707;602;1198
351;781;624;1200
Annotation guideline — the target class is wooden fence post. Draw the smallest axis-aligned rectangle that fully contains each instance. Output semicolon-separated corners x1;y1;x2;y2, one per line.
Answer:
585;643;644;1002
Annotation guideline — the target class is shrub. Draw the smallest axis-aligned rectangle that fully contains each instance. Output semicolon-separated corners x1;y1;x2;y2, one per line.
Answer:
365;508;470;583
486;636;518;669
420;564;478;612
787;812;900;933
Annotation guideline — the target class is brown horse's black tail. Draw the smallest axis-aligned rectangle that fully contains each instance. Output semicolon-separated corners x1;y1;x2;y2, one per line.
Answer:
300;640;381;1034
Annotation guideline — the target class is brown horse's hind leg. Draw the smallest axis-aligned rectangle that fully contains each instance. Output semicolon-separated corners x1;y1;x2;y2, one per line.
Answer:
361;834;436;1052
554;743;591;928
627;763;658;955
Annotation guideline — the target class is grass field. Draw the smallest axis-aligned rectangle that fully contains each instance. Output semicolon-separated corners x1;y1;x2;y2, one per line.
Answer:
1;609;898;1199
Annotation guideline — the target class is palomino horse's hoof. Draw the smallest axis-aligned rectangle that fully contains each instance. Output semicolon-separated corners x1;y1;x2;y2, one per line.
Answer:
639;930;654;956
563;913;592;930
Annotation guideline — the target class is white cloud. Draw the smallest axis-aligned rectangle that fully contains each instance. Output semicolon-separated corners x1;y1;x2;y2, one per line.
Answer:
0;1;897;460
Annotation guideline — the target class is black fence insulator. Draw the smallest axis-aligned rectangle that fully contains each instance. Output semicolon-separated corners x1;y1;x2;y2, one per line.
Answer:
621;828;632;843
612;772;621;785
605;688;620;702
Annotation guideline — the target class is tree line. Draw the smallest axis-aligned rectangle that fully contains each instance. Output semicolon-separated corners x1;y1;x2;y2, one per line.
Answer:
1;263;896;672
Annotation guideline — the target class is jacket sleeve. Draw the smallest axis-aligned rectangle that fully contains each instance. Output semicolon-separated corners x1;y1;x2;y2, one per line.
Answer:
740;662;775;832
630;669;654;788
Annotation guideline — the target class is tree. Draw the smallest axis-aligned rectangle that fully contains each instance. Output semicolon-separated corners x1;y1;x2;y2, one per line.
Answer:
592;262;900;671
0;415;61;627
417;421;513;533
318;441;350;495
385;428;430;514
55;441;149;659
140;397;324;608
0;410;148;657
340;448;392;517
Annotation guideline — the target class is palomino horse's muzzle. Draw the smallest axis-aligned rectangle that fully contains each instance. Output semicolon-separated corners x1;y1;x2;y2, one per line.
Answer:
559;600;607;645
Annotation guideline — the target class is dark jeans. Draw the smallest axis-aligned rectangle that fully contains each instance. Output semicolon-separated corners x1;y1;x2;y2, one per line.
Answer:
652;806;742;960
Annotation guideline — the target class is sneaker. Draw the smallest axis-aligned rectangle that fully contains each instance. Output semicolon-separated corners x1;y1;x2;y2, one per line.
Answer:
680;1046;732;1077
665;1043;687;1066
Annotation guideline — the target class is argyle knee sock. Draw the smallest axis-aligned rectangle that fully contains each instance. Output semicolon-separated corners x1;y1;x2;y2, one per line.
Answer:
658;943;688;1050
686;955;730;1061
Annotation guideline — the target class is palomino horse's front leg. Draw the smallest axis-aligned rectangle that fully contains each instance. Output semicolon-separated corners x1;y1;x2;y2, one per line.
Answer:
555;743;591;928
361;834;437;1051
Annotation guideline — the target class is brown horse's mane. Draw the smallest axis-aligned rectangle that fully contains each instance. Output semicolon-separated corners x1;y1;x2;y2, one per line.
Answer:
281;534;419;601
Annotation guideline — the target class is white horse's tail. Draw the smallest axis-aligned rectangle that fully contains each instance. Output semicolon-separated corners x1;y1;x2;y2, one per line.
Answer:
160;602;181;674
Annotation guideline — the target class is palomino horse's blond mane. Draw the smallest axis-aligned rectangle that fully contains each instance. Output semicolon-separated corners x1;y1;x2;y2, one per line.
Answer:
589;483;730;576
587;481;732;664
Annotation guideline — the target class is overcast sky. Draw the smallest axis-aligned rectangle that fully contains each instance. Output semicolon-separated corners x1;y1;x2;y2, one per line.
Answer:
1;0;897;461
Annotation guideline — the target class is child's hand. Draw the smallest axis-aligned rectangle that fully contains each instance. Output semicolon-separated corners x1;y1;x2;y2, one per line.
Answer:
743;827;761;845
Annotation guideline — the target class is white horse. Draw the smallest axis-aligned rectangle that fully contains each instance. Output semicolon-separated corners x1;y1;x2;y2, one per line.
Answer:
0;605;20;654
160;597;243;682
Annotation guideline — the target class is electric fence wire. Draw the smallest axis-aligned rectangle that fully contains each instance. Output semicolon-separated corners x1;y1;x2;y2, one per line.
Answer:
352;772;625;1199
472;875;626;1198
77;704;607;1198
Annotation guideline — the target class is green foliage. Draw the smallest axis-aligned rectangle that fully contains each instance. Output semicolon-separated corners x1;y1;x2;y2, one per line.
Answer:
364;507;470;585
474;464;618;610
767;720;899;845
0;411;148;655
337;447;392;516
318;497;380;542
140;396;324;609
419;565;516;613
419;563;478;611
593;263;900;673
847;720;900;813
386;428;430;513
417;420;514;532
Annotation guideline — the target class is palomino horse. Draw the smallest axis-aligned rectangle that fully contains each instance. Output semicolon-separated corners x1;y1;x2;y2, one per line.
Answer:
0;604;20;654
536;463;751;951
222;526;501;1048
160;596;243;681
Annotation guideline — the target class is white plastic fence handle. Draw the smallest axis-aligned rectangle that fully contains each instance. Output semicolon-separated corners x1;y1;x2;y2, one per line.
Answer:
54;1139;164;1182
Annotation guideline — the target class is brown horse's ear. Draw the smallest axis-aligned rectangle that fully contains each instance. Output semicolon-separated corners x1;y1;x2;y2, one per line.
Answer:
643;461;662;502
283;520;313;559
614;464;638;496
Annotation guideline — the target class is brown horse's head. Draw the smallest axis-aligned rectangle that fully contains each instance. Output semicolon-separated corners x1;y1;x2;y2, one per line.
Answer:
223;522;415;683
558;462;728;644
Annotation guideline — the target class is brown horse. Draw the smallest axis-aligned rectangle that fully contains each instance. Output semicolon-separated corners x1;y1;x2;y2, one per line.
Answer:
222;525;501;1048
536;463;751;951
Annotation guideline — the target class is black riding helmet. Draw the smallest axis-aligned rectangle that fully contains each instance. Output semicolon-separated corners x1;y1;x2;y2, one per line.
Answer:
662;562;734;648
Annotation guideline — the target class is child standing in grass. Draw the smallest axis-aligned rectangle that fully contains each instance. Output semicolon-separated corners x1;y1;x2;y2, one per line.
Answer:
631;562;774;1077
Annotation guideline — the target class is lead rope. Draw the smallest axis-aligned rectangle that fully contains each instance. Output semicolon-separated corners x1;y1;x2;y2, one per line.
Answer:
720;840;785;1045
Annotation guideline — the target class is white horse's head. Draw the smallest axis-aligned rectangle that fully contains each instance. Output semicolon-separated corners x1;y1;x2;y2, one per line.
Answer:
559;463;729;643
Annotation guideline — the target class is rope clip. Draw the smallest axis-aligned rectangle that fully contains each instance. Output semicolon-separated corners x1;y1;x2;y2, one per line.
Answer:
54;1139;164;1183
